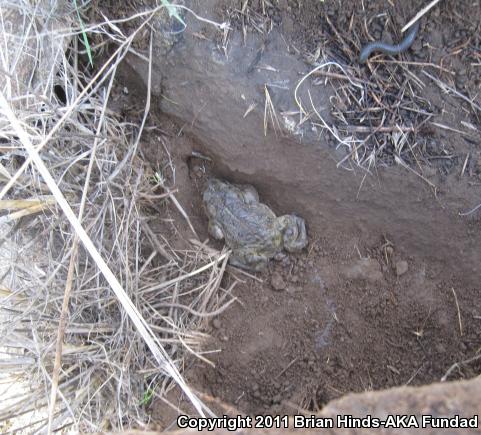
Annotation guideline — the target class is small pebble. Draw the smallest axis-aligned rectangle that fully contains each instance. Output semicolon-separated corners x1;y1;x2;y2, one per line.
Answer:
212;318;221;329
396;260;409;277
272;394;282;404
290;274;299;283
271;271;286;291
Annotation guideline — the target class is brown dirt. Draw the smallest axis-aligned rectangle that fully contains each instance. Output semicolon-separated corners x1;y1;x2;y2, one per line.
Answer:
99;0;481;428
135;120;481;424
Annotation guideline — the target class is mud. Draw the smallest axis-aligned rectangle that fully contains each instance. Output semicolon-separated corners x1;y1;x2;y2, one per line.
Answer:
100;0;481;425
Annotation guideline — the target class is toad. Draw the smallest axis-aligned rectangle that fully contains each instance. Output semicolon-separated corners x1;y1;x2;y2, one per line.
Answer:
203;178;308;271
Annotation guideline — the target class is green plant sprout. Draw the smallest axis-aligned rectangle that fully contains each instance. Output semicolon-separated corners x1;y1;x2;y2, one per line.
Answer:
74;0;94;67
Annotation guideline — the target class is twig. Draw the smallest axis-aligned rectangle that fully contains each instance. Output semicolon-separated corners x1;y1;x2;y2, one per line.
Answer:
140;220;177;263
441;353;481;382
275;357;298;379
141;252;229;293
46;242;79;435
405;362;425;386
369;59;454;74
155;299;236;318
395;155;437;190
422;70;481;113
161;183;200;240
312;70;374;86
345;125;414;133
451;287;463;337
431;122;477;138
459;201;481;216
402;0;443;33
461;153;469;177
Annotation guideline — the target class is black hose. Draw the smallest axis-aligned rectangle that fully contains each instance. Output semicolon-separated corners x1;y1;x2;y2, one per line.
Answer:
359;20;420;63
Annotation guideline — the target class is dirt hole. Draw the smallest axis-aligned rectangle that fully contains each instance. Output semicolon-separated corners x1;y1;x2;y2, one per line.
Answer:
100;0;481;423
137;122;481;419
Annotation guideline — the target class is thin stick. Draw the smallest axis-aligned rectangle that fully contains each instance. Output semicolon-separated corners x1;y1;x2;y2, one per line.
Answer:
441;353;481;382
422;70;481;113
141;220;177;263
395;155;437;190
275;357;298;379
431;122;476;138
163;185;199;240
460;153;469;177
402;0;443;33
345;125;414;133
451;287;463;337
46;242;79;435
459;201;481;217
0;92;208;417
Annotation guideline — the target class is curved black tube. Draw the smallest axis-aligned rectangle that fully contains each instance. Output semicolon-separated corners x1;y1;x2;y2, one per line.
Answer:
359;20;420;63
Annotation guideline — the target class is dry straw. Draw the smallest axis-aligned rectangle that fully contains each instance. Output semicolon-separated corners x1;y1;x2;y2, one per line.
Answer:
0;1;230;431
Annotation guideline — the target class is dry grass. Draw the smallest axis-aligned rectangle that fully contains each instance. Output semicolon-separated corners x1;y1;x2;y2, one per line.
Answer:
0;0;230;432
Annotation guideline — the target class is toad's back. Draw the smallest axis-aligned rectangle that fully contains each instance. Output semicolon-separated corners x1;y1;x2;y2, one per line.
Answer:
203;180;280;249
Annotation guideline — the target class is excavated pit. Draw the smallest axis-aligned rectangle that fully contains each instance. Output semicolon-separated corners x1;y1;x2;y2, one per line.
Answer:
106;0;481;421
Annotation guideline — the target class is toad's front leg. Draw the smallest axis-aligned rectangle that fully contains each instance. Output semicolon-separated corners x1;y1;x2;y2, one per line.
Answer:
208;221;224;240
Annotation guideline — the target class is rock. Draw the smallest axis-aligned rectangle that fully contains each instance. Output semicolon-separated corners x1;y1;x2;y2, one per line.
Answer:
211;318;221;329
396;260;409;277
341;258;384;283
270;272;286;291
320;378;481;428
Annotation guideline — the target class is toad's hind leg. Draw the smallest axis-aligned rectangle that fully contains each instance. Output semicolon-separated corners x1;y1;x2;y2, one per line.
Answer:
230;248;268;272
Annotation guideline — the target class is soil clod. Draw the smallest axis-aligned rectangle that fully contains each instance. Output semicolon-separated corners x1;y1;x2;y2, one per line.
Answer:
396;260;409;277
271;271;287;291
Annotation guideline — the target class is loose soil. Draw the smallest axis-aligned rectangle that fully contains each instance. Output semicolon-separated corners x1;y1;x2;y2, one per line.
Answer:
100;0;481;427
138;127;481;421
